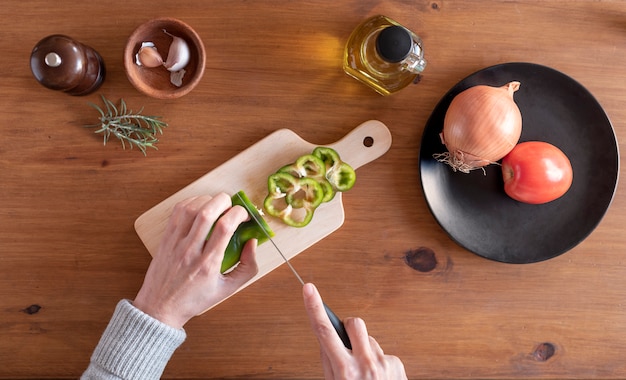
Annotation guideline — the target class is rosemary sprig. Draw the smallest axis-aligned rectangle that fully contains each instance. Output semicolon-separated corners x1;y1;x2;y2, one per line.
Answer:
85;95;168;155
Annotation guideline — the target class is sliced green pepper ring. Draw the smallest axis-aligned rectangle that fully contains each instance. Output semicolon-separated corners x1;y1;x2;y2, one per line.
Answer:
267;172;298;197
313;147;356;192
278;154;325;178
317;178;335;203
295;154;326;177
263;196;315;228
295;155;335;202
268;172;325;209
285;176;325;209
208;190;274;273
327;162;356;192
277;163;300;178
264;173;324;227
283;207;315;227
264;147;356;228
278;157;335;203
313;147;341;173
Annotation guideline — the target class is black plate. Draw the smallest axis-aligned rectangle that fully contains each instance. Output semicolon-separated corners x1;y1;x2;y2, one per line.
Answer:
419;62;619;264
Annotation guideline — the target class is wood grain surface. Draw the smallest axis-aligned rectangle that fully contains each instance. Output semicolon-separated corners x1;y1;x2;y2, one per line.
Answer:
2;1;626;379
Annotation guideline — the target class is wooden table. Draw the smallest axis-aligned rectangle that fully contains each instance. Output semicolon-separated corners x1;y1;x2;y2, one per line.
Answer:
2;1;625;378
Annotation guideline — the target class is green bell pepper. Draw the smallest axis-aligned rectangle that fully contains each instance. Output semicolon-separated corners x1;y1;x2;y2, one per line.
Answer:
208;190;274;273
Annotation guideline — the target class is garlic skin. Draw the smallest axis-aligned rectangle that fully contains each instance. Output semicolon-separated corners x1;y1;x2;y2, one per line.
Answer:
170;69;186;87
162;29;190;72
135;42;163;68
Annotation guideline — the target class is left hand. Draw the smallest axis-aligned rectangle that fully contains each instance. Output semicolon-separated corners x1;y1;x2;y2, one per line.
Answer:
133;193;259;329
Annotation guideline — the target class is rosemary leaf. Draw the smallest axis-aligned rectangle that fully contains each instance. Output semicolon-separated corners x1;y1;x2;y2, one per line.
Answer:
85;95;168;156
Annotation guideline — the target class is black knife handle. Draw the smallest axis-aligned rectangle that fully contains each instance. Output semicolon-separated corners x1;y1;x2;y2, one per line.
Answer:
323;302;352;349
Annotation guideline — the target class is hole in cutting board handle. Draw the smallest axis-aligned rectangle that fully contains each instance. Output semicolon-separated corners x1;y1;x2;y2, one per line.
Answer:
363;136;374;147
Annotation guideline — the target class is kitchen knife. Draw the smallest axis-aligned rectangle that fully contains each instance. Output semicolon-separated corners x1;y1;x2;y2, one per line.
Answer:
236;192;352;349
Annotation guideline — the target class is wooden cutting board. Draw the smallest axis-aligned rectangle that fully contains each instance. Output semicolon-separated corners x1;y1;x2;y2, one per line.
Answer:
134;119;392;310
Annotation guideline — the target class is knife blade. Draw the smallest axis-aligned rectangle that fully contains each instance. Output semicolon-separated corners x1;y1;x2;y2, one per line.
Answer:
236;192;352;349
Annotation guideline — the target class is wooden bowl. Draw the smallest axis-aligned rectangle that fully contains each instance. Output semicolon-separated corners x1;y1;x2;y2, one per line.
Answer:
124;18;206;99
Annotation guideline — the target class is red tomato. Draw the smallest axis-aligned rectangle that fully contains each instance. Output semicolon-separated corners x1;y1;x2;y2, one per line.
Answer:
501;141;573;204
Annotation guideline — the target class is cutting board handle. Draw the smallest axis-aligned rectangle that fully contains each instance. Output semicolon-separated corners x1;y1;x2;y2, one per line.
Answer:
329;120;392;170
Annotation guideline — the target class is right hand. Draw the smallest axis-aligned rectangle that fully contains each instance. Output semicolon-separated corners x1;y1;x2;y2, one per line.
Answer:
302;283;407;379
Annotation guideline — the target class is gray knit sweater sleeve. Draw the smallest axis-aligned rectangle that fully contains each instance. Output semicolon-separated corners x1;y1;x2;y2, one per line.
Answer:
82;299;187;380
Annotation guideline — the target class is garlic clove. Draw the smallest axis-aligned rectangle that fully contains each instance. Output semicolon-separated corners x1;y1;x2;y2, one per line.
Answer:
162;29;190;72
135;42;163;68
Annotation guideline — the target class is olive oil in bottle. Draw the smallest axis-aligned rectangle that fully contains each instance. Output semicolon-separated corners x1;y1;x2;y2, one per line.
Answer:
343;15;426;96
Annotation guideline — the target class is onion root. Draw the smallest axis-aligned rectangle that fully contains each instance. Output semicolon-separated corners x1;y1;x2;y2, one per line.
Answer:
433;151;498;174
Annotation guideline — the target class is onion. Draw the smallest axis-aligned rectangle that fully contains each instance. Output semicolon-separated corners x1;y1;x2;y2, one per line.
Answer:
435;81;522;173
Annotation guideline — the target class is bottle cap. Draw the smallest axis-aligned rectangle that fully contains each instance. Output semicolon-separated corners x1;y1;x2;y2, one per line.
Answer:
375;25;412;63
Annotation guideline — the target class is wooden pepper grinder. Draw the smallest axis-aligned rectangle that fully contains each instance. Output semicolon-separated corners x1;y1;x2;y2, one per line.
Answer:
30;34;106;96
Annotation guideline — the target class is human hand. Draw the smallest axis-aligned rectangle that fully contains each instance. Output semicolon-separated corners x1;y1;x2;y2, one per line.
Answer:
303;283;407;380
133;193;259;329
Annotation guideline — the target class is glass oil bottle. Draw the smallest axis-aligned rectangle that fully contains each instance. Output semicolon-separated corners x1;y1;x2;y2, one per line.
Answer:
343;15;426;96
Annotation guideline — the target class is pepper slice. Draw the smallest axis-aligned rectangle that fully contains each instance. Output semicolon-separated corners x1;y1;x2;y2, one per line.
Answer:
315;177;335;203
286;177;325;209
267;171;298;196
312;147;341;172
208;190;274;273
278;154;335;203
263;197;317;228
313;147;356;192
327;162;357;192
264;197;316;228
264;147;356;228
267;172;325;209
264;173;324;227
277;156;323;181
